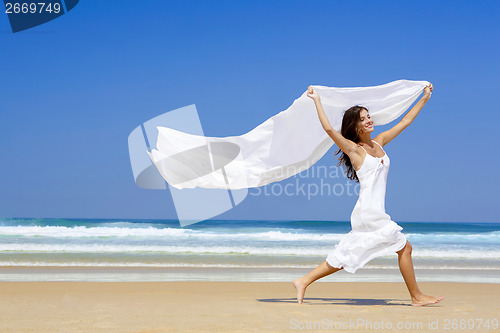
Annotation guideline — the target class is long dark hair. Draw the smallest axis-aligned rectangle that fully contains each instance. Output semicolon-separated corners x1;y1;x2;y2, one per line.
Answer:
333;105;368;182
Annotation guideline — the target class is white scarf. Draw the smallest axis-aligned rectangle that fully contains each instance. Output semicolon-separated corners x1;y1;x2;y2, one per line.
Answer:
146;79;429;189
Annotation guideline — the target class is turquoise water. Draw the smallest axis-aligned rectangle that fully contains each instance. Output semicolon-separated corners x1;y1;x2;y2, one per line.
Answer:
0;218;498;282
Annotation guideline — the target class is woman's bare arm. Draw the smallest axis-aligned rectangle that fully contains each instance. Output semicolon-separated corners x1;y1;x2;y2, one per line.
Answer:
376;83;433;146
307;86;358;156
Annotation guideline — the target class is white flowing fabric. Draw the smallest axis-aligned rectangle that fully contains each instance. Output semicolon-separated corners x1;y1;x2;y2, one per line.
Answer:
147;79;429;190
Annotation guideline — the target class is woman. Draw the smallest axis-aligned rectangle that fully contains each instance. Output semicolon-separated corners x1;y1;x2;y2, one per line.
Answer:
293;83;444;307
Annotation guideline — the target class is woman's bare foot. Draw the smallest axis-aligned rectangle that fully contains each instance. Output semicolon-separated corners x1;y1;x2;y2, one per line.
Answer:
411;294;444;307
292;278;308;304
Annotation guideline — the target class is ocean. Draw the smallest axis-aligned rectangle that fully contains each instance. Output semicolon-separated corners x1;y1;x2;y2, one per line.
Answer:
0;218;499;283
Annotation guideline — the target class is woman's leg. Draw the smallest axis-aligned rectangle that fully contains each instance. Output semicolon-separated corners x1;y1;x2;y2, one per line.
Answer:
396;241;444;306
292;261;343;304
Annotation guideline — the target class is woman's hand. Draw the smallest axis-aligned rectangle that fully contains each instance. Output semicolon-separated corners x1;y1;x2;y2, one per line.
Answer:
423;83;433;100
307;85;320;102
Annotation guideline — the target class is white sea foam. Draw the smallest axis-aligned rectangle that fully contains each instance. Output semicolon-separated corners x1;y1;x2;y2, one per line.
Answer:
1;226;499;244
1;243;499;259
0;226;345;241
0;261;498;270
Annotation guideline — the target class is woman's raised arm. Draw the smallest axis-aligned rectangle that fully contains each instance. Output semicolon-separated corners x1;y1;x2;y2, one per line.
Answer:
375;83;433;146
307;86;358;156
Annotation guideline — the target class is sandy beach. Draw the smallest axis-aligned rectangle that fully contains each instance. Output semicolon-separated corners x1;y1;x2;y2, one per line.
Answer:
0;281;498;333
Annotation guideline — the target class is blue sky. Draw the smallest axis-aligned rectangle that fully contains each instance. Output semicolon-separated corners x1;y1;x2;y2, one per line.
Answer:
0;0;498;223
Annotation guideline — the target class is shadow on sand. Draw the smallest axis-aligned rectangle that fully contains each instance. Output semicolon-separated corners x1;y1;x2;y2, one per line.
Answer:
257;297;418;306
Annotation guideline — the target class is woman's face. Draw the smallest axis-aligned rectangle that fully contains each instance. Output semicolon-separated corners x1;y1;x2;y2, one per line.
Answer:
358;109;373;134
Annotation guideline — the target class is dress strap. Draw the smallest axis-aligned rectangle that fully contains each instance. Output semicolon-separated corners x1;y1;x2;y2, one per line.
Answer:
357;144;368;153
371;140;383;149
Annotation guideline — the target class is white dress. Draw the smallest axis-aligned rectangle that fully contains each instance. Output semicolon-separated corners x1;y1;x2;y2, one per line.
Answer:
326;140;407;273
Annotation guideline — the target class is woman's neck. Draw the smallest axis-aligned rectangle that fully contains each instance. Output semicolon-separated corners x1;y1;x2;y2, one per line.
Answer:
357;133;373;146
